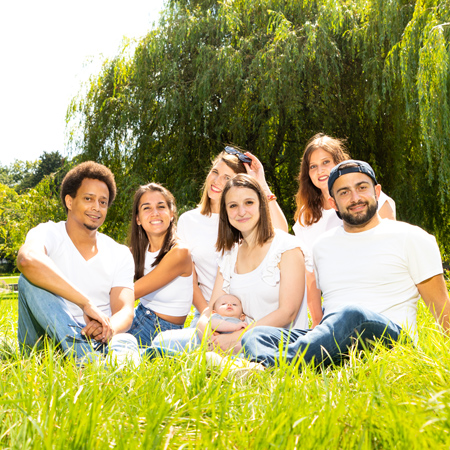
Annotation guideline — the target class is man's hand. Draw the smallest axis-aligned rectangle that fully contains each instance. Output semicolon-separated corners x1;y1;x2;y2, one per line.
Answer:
82;319;114;343
82;303;112;343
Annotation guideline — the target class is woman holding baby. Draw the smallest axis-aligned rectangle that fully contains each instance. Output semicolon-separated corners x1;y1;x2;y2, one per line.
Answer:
197;174;308;353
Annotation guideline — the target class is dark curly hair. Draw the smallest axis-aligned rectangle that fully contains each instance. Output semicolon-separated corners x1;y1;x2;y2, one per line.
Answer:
60;161;116;213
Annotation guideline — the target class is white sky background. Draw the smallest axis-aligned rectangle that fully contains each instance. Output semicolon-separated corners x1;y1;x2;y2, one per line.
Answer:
0;0;166;166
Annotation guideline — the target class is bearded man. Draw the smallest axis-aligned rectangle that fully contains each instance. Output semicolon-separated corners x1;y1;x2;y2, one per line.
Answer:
242;160;450;368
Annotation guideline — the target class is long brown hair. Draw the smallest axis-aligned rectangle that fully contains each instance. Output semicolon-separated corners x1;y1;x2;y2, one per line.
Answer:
199;151;246;216
129;183;177;280
216;174;274;253
294;134;350;226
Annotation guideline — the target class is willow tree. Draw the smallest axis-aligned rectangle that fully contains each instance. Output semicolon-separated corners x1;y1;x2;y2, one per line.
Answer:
68;0;450;254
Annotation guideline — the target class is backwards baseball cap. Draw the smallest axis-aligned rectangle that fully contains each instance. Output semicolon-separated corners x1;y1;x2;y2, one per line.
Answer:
328;160;378;193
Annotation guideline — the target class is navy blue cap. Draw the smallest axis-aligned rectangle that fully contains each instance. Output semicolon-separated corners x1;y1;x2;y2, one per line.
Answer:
328;160;378;192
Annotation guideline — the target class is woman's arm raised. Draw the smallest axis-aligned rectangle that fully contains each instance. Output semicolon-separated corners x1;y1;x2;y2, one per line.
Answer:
244;152;288;232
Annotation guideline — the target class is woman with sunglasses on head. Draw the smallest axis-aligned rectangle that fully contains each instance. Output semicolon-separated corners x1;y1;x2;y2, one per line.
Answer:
151;147;288;353
294;133;396;327
196;173;308;353
177;146;288;325
127;183;193;347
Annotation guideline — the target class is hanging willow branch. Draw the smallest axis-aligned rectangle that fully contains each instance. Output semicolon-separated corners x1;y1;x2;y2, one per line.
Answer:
67;0;450;254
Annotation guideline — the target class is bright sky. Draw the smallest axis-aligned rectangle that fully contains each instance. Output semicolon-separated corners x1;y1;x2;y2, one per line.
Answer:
0;0;166;166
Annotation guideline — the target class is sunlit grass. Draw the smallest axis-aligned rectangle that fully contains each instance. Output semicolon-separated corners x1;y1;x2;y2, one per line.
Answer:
0;292;449;449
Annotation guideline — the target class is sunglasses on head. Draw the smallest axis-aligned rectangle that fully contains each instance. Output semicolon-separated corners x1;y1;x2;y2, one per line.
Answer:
224;146;252;164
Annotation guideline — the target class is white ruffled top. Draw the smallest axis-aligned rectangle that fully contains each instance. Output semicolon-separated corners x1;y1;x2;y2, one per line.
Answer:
218;229;309;329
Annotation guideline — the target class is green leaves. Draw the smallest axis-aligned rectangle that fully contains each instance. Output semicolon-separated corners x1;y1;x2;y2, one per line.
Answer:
68;0;450;253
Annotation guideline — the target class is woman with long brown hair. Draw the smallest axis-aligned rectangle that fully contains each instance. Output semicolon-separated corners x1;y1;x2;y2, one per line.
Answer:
177;147;288;325
127;183;193;347
196;174;308;353
294;134;395;327
152;148;288;353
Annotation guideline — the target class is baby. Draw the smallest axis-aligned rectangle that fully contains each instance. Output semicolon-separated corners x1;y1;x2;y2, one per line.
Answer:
209;294;247;334
205;294;264;375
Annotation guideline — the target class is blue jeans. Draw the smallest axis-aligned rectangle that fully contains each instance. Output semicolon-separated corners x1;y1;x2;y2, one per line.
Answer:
242;305;404;368
128;302;184;348
18;275;140;363
151;327;200;353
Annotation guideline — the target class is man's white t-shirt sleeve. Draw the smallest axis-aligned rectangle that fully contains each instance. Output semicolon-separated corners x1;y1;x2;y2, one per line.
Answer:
112;246;135;290
25;221;57;254
405;226;442;284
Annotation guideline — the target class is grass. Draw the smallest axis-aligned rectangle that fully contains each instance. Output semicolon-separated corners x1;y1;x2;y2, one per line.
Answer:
0;293;449;449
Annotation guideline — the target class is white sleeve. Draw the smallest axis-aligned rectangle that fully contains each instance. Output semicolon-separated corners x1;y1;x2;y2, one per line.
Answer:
176;212;188;246
25;222;57;254
293;220;314;272
112;246;135;290
405;226;442;284
378;190;396;218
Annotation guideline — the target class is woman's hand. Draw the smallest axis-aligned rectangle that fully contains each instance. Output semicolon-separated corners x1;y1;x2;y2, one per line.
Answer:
243;152;270;193
209;330;243;353
244;151;288;231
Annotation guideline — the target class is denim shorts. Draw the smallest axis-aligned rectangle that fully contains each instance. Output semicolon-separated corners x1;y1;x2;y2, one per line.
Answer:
128;303;183;347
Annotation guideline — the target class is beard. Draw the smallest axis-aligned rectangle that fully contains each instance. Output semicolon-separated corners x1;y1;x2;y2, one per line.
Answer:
84;223;100;231
339;199;378;226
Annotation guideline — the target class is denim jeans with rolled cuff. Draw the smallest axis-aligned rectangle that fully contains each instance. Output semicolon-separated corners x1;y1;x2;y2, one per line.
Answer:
241;305;404;368
18;275;140;365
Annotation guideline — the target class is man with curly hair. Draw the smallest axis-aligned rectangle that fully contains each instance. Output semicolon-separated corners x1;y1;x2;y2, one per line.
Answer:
17;161;139;365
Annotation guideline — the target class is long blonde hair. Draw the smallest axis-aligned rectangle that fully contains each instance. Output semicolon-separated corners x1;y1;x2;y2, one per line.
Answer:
199;151;246;216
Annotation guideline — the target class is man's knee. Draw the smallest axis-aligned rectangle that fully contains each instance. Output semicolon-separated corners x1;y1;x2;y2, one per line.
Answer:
325;304;372;326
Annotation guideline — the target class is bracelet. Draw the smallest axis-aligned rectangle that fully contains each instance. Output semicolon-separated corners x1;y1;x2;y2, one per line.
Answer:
267;193;277;202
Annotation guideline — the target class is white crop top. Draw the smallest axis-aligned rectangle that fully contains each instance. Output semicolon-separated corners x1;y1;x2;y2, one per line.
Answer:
140;249;193;317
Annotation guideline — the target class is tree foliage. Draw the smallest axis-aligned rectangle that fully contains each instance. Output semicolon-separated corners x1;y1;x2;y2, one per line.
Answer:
0;175;66;271
68;0;450;254
0;151;67;193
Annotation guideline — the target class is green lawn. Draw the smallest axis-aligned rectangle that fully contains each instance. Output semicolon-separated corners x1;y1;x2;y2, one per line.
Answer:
0;275;19;283
0;293;449;449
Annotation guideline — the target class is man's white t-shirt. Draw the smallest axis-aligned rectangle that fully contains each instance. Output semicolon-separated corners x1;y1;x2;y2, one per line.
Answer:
313;219;442;334
25;221;135;325
294;191;395;272
177;208;219;303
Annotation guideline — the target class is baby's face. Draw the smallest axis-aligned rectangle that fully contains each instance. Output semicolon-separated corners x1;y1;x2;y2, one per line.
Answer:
213;295;244;319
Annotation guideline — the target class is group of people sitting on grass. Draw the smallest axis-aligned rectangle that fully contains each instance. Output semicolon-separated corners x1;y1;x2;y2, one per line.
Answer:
16;133;450;369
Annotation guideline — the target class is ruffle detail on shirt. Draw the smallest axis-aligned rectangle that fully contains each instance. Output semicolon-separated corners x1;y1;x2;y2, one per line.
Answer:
217;246;239;294
262;231;312;286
